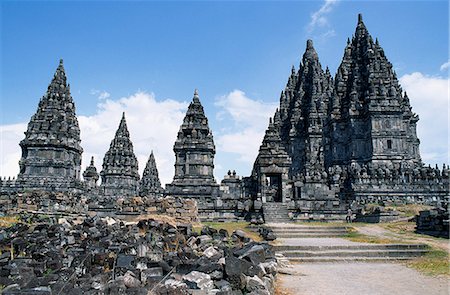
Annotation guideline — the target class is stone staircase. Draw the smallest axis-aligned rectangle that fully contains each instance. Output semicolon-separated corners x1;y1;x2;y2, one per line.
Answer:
273;244;429;262
270;225;429;262
263;203;291;223
271;225;349;238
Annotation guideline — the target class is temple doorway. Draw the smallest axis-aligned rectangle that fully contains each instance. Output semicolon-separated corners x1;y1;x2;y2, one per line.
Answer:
266;173;282;202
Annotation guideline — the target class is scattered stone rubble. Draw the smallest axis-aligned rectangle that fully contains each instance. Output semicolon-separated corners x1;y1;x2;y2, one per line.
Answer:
258;227;277;242
416;202;449;238
354;205;400;223
0;192;198;224
0;215;278;295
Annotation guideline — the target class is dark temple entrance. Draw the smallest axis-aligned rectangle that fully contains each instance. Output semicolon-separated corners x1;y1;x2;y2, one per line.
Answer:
266;173;282;202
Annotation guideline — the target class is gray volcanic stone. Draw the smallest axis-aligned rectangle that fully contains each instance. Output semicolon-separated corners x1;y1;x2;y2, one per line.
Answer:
182;271;214;290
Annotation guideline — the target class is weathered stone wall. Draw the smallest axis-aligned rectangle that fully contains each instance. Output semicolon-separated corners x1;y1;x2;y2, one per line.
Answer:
0;191;198;223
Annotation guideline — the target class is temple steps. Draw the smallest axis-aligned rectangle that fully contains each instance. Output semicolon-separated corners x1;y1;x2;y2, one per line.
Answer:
272;244;428;251
275;232;348;238
278;249;427;258
275;244;429;262
286;256;421;262
263;203;291;223
270;225;350;237
270;225;429;262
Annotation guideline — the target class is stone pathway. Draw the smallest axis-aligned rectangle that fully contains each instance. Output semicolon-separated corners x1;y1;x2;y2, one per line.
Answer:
273;224;448;294
279;262;449;295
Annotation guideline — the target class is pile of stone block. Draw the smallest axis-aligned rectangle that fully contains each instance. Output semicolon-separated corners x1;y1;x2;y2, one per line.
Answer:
115;195;198;223
0;215;278;295
416;207;449;238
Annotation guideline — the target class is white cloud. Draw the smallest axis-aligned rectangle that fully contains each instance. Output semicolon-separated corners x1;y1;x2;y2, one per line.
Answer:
215;90;277;173
399;72;449;165
98;91;110;100
215;90;277;129
90;89;111;100
307;0;339;34
0;92;188;186
0;123;26;179
440;60;450;71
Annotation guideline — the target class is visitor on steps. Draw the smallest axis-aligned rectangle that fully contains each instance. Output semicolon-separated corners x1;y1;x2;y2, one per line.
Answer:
346;208;353;223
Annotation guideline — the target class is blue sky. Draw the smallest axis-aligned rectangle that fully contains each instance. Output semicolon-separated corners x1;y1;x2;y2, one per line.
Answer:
1;0;449;185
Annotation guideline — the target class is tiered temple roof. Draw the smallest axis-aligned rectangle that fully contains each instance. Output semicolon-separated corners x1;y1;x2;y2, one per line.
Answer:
17;59;83;189
100;113;140;196
277;39;333;176
83;156;99;187
171;90;216;185
166;90;220;201
139;151;163;195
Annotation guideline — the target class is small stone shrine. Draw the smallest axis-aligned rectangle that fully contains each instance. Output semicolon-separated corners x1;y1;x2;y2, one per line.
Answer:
165;90;222;213
139;151;163;196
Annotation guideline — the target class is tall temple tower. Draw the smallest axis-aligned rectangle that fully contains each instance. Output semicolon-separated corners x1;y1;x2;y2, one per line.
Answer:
166;90;220;200
100;113;140;197
139;151;163;196
278;40;333;177
17;59;83;190
329;14;421;167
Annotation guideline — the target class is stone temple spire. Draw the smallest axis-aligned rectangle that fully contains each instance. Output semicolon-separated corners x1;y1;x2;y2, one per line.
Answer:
171;89;216;184
166;89;219;200
331;13;421;166
83;156;99;188
252;116;292;203
100;112;140;197
139;151;163;196
17;59;83;190
277;39;332;176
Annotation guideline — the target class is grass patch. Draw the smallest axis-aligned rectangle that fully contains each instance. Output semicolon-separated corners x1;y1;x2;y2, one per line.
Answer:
0;216;19;228
408;249;449;277
294;221;367;227
382;221;416;235
194;222;262;242
342;229;402;244
385;204;433;217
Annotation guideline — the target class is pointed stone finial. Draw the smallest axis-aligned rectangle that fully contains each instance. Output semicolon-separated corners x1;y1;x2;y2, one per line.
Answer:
193;89;200;103
59;59;64;65
303;39;318;61
122;111;126;119
291;65;296;74
358;13;363;24
90;156;94;165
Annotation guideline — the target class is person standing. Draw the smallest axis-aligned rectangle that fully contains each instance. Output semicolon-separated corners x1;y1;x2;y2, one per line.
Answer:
346;208;353;223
